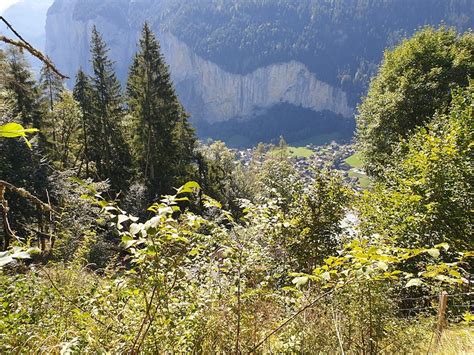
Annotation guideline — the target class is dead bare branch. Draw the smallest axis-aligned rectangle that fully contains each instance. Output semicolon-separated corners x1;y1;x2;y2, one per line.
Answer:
0;16;69;79
0;180;58;215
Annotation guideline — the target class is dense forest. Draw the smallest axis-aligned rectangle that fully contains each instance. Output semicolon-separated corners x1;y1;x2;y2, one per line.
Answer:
196;105;355;147
0;13;473;354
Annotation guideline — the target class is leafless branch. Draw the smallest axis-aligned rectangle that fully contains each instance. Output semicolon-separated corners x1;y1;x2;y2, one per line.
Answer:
41;267;123;335
250;277;353;353
0;16;69;79
0;180;58;215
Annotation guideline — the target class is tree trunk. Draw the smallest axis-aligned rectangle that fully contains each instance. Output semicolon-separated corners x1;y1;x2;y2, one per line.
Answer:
0;184;12;251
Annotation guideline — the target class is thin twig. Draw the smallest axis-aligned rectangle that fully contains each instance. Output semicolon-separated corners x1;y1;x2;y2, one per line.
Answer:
131;283;159;353
40;267;122;335
135;269;179;353
235;244;243;354
450;292;473;296
399;294;439;301
425;315;438;355
17;222;51;239
331;302;345;355
45;189;55;250
1;184;16;250
130;229;165;352
399;306;436;312
136;292;162;353
250;286;339;353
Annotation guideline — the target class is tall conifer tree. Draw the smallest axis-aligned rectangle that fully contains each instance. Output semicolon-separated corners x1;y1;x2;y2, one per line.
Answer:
0;47;51;240
39;60;64;157
127;23;196;198
5;47;42;128
89;26;131;191
39;59;64;112
73;68;95;177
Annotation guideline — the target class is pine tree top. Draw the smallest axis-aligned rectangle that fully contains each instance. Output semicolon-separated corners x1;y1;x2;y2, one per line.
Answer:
89;26;123;116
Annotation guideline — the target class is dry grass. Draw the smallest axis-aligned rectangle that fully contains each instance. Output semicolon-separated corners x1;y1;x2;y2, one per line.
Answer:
433;326;473;354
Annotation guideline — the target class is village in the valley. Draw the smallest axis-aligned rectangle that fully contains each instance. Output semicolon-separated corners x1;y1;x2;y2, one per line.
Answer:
233;141;369;190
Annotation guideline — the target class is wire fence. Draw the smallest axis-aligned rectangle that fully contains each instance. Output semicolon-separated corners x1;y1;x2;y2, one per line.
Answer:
396;290;473;324
395;289;473;353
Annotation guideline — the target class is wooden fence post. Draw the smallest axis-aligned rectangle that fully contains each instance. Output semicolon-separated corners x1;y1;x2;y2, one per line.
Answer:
435;291;448;345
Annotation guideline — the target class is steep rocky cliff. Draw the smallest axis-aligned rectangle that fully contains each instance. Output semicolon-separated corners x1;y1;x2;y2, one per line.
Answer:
45;0;472;145
45;0;352;125
159;32;353;122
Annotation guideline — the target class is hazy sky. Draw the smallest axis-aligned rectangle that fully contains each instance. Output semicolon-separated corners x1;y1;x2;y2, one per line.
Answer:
0;0;21;15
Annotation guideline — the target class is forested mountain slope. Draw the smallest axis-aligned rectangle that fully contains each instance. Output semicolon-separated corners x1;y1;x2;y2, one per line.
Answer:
162;0;473;98
45;0;473;146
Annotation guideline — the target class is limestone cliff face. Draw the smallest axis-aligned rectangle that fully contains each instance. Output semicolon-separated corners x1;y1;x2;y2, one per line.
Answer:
46;0;353;123
160;33;353;121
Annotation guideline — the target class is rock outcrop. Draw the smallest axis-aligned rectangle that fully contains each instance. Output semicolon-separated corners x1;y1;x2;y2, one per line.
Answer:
46;0;353;123
160;33;353;121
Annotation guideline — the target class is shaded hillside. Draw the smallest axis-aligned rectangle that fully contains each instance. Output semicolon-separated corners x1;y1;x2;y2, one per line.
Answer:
197;103;355;148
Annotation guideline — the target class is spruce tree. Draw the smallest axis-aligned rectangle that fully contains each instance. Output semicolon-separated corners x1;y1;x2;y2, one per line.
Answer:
127;23;197;199
0;47;51;241
73;68;95;177
39;60;65;157
39;58;64;112
89;26;131;191
172;114;198;187
4;47;42;128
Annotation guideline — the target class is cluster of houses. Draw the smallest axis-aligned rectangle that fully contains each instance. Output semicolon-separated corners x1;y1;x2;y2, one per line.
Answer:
293;143;364;189
232;141;365;190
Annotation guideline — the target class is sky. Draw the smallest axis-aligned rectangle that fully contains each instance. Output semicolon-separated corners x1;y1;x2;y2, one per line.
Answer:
0;0;21;14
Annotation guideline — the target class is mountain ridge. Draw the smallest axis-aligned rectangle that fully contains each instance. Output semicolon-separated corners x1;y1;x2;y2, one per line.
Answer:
44;0;473;145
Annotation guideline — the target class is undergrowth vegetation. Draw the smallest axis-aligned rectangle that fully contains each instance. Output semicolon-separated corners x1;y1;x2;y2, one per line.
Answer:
1;177;472;353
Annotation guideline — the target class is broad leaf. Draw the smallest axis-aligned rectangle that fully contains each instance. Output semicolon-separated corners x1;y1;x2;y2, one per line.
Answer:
0;122;38;148
426;248;440;258
405;278;423;287
292;276;309;287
